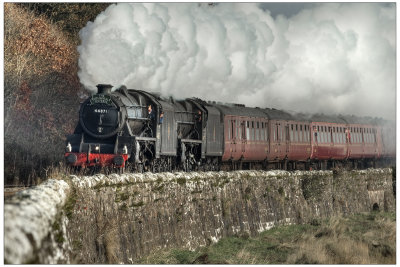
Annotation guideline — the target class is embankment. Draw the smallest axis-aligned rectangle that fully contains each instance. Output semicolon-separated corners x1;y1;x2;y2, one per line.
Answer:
4;169;395;264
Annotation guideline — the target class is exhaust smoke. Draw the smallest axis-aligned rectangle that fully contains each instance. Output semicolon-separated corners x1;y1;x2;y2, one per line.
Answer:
78;3;395;121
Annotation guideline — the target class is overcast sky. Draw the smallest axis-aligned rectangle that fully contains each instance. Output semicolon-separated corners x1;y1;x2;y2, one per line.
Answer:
259;2;316;17
77;3;396;121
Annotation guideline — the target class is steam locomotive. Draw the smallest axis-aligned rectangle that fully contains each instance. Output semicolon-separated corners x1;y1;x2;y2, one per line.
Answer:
65;84;395;172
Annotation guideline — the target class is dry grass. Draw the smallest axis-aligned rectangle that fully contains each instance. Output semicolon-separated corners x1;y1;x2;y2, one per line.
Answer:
287;234;371;264
138;212;396;264
287;214;396;264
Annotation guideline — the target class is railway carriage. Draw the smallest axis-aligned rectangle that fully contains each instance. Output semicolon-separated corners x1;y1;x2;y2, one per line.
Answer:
212;104;268;169
309;115;348;163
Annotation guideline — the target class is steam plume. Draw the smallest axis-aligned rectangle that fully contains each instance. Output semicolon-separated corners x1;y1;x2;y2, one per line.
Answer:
78;3;395;120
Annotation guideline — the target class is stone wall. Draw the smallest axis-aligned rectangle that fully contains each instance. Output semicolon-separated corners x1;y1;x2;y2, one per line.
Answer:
66;169;395;264
4;179;71;264
4;169;395;264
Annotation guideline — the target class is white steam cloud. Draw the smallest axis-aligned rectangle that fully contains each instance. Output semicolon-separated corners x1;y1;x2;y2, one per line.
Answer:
78;3;395;120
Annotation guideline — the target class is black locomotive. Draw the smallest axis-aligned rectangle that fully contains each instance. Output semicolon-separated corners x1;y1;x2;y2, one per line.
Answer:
65;84;222;172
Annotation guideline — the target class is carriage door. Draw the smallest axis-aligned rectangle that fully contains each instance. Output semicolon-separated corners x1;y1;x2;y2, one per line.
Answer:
285;124;290;154
241;120;246;156
345;127;351;158
230;119;236;157
276;122;281;155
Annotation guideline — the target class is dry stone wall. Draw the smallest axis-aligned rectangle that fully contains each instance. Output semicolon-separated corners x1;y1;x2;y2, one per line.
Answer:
4;179;71;264
4;169;395;264
67;169;395;264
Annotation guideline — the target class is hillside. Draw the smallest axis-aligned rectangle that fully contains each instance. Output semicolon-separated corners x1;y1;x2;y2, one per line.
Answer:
4;3;109;185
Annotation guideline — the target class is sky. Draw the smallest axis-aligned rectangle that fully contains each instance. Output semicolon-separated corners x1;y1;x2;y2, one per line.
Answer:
77;3;396;121
259;2;316;18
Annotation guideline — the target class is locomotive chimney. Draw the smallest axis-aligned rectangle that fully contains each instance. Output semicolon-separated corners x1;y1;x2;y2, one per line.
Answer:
96;84;113;94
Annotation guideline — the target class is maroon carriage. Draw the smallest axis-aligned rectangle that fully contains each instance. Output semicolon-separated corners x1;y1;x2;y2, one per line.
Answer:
309;115;348;169
340;115;383;166
286;120;311;161
216;104;269;165
262;109;311;169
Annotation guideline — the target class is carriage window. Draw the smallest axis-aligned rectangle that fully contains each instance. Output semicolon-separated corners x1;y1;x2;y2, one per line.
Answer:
299;125;302;142
329;128;332;143
231;120;235;140
318;129;322;143
228;120;231;140
246;122;250;141
340;129;343;143
290;124;293;141
277;124;280;141
325;129;328;143
373;130;377;143
369;128;372;143
235;120;238;139
339;127;345;144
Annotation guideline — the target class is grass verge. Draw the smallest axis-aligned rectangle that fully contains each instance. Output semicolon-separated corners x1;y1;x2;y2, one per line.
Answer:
137;211;395;264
